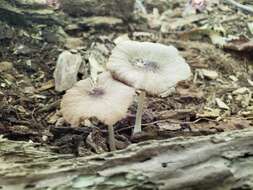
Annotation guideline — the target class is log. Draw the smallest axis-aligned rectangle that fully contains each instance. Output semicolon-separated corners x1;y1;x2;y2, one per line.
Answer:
0;0;135;26
0;128;253;189
60;0;135;20
0;0;66;26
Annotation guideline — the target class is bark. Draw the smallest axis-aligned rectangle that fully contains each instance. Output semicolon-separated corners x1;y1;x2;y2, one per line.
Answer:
0;0;66;26
60;0;135;19
0;0;135;26
0;129;253;190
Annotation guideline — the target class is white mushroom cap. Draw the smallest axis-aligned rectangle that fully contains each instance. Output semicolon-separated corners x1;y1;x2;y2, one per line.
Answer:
107;41;192;95
61;72;135;127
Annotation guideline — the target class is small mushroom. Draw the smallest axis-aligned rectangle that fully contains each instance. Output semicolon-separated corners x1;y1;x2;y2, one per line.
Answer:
107;40;192;134
61;72;135;151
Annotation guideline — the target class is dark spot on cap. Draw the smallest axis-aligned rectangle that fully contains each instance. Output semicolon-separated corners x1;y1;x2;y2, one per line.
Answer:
88;88;105;97
131;58;160;72
143;60;160;71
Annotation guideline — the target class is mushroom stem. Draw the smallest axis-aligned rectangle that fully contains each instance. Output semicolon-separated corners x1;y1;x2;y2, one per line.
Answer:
133;91;146;134
108;125;116;151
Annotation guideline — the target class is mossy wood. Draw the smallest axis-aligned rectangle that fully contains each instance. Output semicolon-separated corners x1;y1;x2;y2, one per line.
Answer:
0;129;253;190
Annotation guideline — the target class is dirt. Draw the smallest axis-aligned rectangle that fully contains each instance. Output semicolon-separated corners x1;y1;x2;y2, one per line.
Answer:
0;0;253;156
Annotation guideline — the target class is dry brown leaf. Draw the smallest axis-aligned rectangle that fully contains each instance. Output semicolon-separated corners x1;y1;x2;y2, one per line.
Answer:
224;36;253;51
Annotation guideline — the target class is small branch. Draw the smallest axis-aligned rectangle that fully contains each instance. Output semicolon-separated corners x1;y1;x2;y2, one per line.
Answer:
37;100;60;113
142;117;218;126
224;0;253;14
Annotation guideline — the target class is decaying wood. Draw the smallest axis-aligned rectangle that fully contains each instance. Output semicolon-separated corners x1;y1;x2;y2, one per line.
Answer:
0;0;66;26
60;0;135;19
0;0;135;26
0;128;253;189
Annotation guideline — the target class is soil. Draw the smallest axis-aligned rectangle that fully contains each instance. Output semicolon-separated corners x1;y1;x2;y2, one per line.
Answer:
0;0;253;156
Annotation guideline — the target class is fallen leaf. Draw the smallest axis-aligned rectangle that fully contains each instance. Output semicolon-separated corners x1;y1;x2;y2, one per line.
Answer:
197;107;220;118
161;14;207;32
0;61;13;72
224;36;253;51
88;52;106;83
216;118;252;131
78;16;123;27
197;69;219;80
215;98;230;110
37;80;55;92
53;51;82;92
232;87;250;95
64;37;84;49
247;22;253;35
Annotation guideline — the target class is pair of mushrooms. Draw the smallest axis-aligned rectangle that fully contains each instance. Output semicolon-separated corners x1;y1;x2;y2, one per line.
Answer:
61;40;192;151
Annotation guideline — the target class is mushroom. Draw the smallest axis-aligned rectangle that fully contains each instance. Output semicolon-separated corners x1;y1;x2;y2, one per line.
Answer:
107;40;192;134
61;72;135;151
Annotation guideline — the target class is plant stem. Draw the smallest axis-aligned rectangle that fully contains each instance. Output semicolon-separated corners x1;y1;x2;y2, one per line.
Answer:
133;91;146;134
108;125;116;151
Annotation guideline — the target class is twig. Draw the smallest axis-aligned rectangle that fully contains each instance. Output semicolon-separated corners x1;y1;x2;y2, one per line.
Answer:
37;99;61;113
224;0;253;14
142;117;218;126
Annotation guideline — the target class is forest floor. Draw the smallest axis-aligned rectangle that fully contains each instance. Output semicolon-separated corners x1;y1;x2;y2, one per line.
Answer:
0;0;253;156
